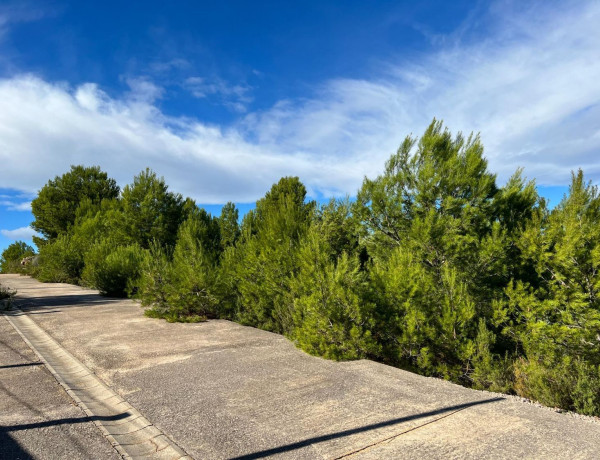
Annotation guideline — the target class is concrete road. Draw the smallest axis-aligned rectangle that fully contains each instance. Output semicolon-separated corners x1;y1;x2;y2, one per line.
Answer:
2;274;599;459
0;299;119;459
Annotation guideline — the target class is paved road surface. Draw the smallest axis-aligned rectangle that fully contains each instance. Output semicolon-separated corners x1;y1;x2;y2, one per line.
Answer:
0;298;119;459
1;274;599;459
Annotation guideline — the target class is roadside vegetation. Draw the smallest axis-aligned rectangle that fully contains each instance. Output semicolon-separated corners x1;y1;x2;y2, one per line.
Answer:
3;119;599;416
0;282;16;309
0;241;35;274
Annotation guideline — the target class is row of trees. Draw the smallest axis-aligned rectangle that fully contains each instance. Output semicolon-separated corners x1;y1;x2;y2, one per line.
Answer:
3;120;599;416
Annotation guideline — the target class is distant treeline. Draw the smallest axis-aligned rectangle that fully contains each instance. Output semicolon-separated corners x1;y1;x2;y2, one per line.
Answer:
3;120;599;416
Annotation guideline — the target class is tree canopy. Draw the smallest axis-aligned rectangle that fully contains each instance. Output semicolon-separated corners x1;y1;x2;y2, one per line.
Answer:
31;165;120;241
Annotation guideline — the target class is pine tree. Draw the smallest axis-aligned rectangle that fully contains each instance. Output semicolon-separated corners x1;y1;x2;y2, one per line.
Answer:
165;212;221;320
31;165;119;241
503;170;600;413
291;225;375;360
120;168;186;249
357;120;505;382
218;202;240;250
233;177;314;334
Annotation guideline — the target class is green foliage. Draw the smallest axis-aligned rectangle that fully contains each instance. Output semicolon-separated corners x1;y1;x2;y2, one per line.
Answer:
370;246;476;379
136;241;172;314
499;170;600;414
315;198;362;260
81;240;146;296
291;228;375;360
514;358;600;415
120;168;186;249
469;320;513;393
31;165;119;240
0;241;35;273
219;202;240;249
357;120;502;381
162;213;221;320
137;211;222;321
231;177;314;334
37;234;86;283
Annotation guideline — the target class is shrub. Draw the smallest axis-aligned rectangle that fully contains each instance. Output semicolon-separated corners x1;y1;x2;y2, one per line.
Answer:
37;234;85;283
81;240;146;296
138;214;221;322
291;229;375;360
0;282;16;309
136;241;172;315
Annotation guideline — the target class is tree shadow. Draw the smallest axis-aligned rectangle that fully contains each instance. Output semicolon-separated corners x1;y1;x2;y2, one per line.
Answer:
229;397;504;460
13;310;63;315
9;293;126;314
0;362;43;369
0;431;34;460
0;412;131;432
0;413;131;459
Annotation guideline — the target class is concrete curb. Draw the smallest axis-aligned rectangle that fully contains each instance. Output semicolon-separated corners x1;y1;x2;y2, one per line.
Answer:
4;307;193;460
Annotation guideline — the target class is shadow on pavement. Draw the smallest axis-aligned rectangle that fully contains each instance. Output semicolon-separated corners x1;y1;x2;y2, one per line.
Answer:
10;310;63;315
0;362;43;369
11;293;124;313
0;431;33;460
1;412;131;432
230;397;505;460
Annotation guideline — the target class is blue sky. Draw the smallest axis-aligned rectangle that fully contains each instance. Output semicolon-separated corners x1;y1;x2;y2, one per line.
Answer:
1;0;599;252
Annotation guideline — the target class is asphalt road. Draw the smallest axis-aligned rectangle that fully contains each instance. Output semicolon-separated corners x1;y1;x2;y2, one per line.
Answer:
2;274;600;459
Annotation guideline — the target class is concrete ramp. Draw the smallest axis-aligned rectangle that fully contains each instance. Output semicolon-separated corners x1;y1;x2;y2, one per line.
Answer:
2;274;599;459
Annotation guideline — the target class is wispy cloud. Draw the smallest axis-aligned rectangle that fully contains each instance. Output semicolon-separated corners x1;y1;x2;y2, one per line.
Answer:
0;1;47;41
0;226;39;241
0;1;598;205
243;0;600;186
0;200;31;211
147;58;191;75
125;77;165;104
184;76;253;113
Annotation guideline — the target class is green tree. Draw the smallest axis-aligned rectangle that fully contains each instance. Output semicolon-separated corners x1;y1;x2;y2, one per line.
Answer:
218;202;240;250
356;120;511;382
37;234;85;284
231;177;314;334
291;227;375;360
0;241;35;273
136;241;172;313
31;165;119;241
314;198;362;261
120;168;186;249
35;198;131;285
163;212;221;320
502;170;600;414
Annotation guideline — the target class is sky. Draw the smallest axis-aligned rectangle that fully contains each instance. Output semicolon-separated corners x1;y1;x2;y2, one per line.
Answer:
1;0;599;252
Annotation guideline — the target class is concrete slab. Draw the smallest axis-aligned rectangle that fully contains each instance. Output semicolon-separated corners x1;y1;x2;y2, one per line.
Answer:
4;299;192;460
2;274;599;460
0;312;120;460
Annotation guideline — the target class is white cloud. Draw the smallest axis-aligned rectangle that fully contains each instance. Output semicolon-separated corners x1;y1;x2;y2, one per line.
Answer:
0;1;599;205
125;77;164;104
0;226;39;241
0;200;31;211
0;75;343;203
